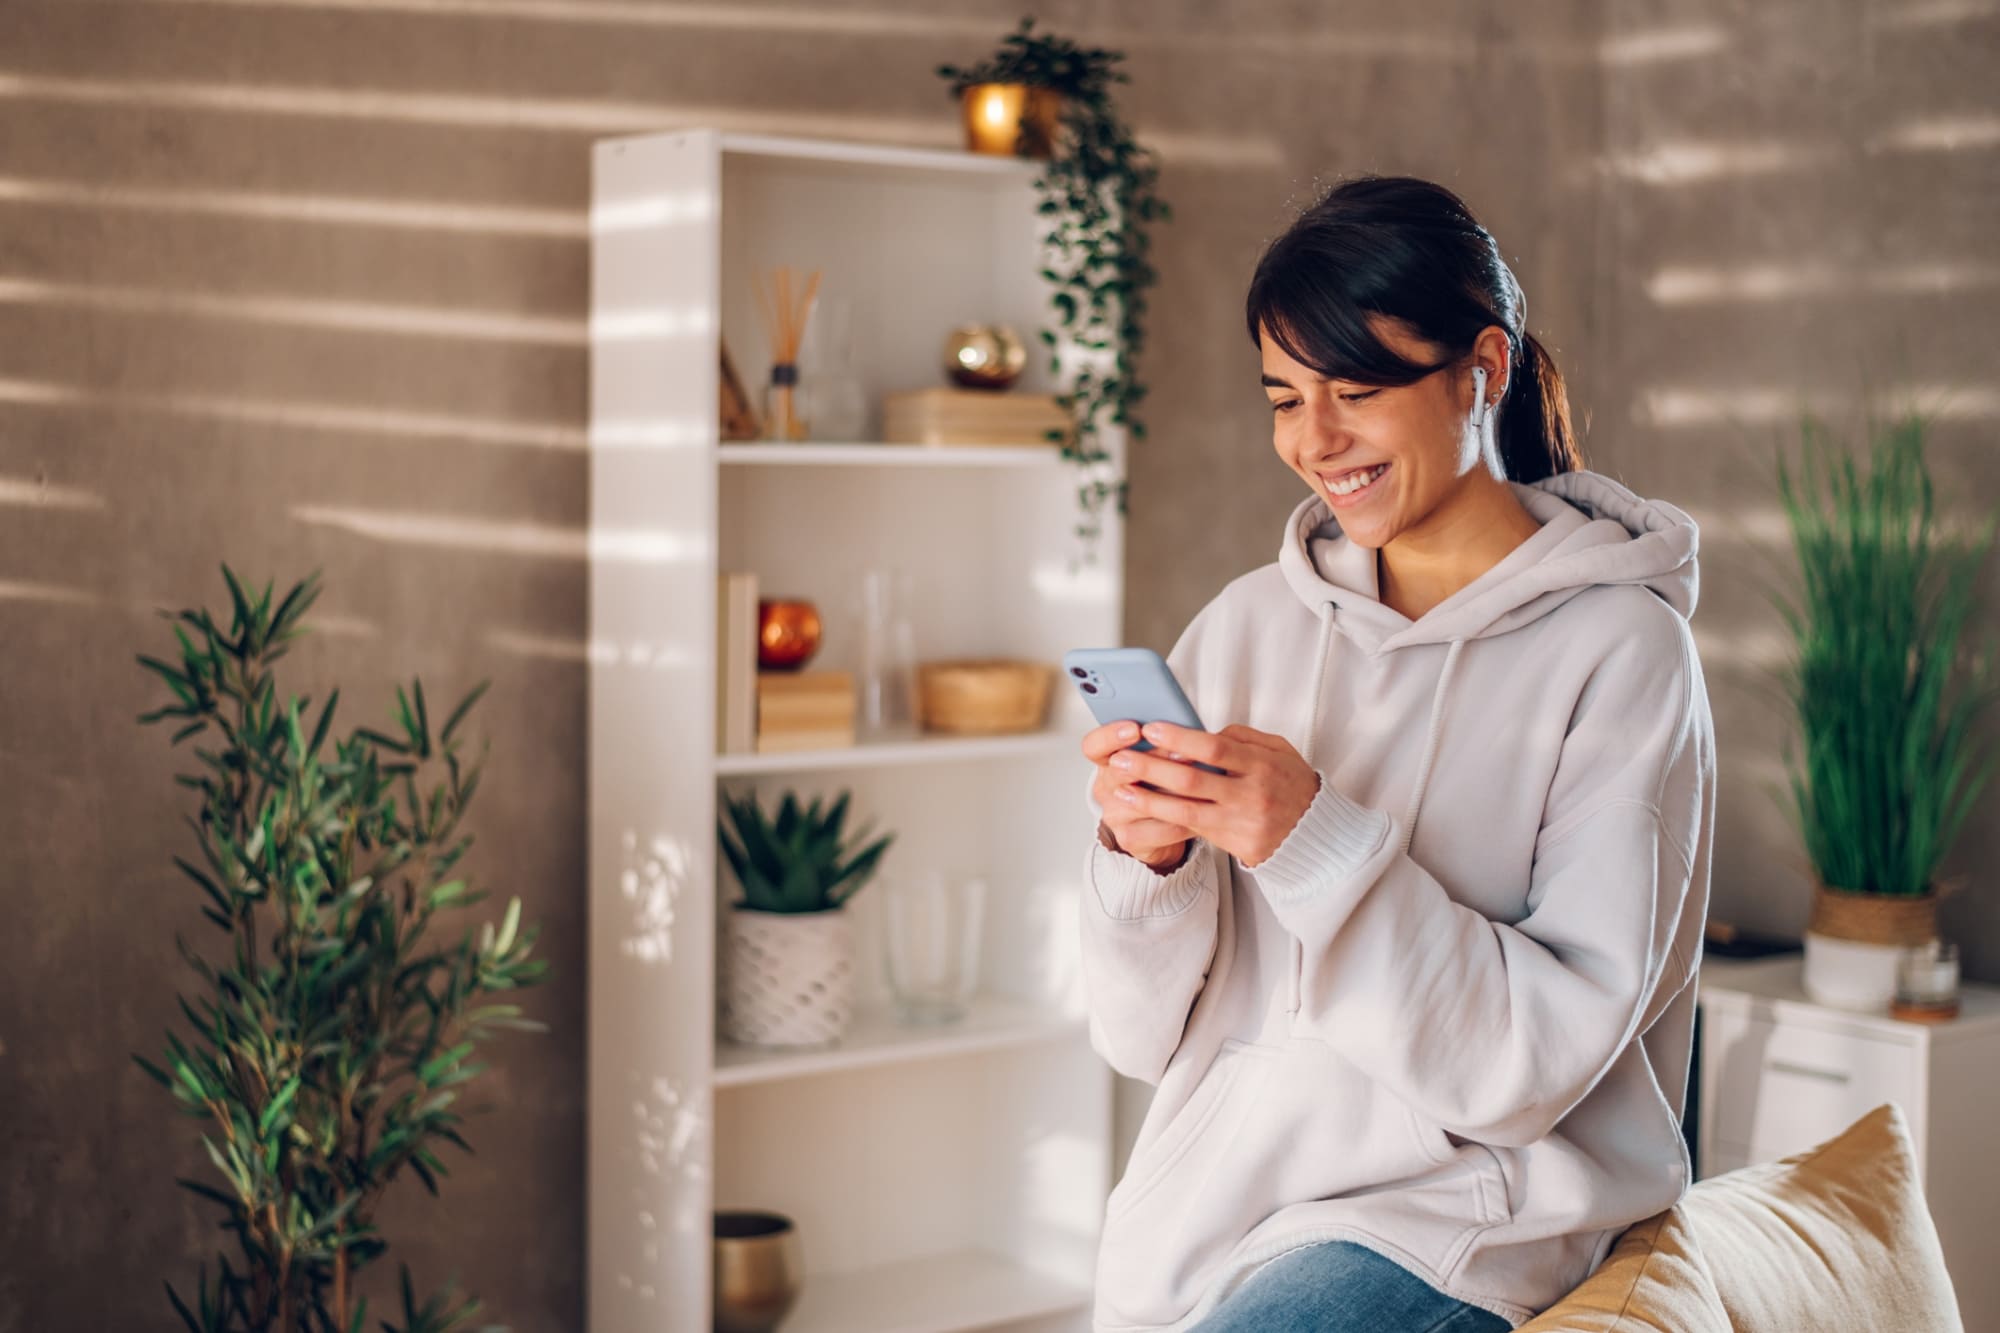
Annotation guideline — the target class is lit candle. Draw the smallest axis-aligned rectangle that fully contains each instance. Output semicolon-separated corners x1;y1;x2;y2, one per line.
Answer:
963;83;1029;156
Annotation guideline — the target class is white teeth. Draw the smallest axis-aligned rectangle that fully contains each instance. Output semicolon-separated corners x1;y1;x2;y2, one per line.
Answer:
1329;463;1388;495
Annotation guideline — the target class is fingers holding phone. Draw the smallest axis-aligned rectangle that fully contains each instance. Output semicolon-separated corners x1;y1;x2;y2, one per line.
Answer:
1082;719;1194;870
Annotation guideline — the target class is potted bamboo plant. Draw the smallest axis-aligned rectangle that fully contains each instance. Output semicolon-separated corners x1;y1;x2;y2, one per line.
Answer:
1770;409;1997;1010
133;565;547;1331
715;787;894;1047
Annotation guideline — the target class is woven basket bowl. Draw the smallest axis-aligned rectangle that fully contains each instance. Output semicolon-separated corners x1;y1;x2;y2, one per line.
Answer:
916;659;1054;735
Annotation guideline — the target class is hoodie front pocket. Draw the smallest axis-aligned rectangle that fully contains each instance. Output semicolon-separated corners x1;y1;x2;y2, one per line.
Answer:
1406;1111;1514;1228
1094;1040;1448;1328
1108;1038;1262;1221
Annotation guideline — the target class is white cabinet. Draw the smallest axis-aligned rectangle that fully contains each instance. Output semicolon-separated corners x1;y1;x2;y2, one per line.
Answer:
586;129;1122;1333
1696;955;2000;1330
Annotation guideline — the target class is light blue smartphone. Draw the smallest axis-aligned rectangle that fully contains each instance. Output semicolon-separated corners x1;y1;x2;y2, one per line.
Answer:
1062;646;1228;780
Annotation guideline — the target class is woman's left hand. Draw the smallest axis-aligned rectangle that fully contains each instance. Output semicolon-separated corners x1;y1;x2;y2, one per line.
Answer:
1108;721;1322;870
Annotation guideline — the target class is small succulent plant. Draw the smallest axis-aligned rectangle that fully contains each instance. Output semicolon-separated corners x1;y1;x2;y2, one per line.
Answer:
717;787;895;913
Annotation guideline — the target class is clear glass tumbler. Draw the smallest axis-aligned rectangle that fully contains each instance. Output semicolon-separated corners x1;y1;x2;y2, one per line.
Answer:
881;870;985;1025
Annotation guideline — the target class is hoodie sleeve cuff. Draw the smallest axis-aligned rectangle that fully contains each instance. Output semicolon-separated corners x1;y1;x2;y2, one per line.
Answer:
1088;833;1211;920
1246;772;1392;903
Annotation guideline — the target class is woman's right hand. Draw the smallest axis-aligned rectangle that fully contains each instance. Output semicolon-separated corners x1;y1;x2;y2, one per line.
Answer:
1083;721;1194;872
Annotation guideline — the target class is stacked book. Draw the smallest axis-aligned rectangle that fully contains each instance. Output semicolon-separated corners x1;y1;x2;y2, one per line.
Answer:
715;571;760;754
754;669;856;753
717;570;858;755
882;387;1072;448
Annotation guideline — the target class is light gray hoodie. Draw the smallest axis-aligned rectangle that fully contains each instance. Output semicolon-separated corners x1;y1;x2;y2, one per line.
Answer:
1079;470;1716;1329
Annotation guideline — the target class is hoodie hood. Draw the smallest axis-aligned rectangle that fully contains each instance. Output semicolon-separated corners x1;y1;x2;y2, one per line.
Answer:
1278;469;1701;656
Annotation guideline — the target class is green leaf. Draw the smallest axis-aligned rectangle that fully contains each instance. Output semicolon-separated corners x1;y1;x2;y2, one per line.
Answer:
494;898;520;956
164;1279;202;1333
258;1076;301;1136
220;564;252;635
440;679;491;746
418;1041;474;1086
412;677;431;755
356;726;411;755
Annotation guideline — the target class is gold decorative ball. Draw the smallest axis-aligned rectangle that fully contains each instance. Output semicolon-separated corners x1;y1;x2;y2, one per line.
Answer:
942;324;1027;390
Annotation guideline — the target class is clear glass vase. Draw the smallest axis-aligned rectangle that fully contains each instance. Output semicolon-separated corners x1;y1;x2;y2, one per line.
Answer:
857;568;917;738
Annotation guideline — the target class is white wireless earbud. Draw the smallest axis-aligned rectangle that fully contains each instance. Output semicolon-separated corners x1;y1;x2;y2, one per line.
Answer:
1471;366;1487;427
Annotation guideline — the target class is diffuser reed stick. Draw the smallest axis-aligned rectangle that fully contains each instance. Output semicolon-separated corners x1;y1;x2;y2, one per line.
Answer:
756;264;822;441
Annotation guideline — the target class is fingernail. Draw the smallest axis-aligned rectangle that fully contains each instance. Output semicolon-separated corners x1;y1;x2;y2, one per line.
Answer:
1121;724;1138;740
1110;755;1132;770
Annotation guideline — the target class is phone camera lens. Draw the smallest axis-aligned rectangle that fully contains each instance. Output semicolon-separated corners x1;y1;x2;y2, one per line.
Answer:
1080;682;1097;694
1069;667;1087;678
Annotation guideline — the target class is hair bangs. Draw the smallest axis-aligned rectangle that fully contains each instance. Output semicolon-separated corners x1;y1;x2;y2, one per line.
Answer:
1246;247;1441;388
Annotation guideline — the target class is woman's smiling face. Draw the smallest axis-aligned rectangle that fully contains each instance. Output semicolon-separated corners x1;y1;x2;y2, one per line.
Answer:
1261;313;1501;550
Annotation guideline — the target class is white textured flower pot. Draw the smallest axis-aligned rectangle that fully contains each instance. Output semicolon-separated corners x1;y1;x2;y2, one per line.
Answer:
1802;931;1908;1011
719;907;854;1047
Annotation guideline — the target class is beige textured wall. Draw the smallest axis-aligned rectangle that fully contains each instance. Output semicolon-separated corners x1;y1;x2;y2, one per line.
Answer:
0;1;1991;1327
1590;0;2000;964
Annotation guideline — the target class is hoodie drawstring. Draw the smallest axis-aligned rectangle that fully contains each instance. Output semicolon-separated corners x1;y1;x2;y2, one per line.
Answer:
1398;637;1465;857
1298;605;1465;854
1286;609;1465;1015
1299;604;1338;769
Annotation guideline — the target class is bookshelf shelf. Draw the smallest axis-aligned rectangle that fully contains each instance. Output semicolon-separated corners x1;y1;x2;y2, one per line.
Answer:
719;442;1067;467
780;1248;1092;1333
589;128;1122;1333
714;994;1085;1088
716;724;1078;775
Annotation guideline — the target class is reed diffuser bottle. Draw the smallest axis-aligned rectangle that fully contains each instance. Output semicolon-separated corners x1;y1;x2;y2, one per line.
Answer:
756;263;820;442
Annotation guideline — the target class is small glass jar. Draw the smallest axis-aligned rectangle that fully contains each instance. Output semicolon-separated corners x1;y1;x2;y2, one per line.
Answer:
798;292;868;442
1891;937;1960;1023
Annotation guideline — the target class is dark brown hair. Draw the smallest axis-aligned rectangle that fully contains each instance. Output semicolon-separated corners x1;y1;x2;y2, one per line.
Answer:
1245;174;1581;484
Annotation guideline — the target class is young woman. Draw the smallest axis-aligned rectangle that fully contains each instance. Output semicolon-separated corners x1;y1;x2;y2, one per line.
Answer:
1076;175;1716;1331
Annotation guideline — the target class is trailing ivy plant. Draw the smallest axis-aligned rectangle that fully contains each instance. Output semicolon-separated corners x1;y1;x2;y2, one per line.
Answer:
1770;409;1998;897
133;564;547;1333
938;15;1173;561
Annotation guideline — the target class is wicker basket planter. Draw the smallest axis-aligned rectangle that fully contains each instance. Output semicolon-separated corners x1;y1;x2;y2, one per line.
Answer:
1802;883;1942;1012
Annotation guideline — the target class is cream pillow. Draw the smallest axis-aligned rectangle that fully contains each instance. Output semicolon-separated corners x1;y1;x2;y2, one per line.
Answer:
1518;1102;1961;1333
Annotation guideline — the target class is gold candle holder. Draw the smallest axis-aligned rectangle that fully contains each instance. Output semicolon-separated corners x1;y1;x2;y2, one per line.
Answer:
960;82;1063;158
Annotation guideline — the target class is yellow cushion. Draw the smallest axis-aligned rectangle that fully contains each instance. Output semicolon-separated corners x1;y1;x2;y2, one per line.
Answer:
1518;1102;1961;1332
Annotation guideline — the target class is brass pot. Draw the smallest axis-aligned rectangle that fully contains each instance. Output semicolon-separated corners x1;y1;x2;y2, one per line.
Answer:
959;82;1064;158
713;1210;801;1333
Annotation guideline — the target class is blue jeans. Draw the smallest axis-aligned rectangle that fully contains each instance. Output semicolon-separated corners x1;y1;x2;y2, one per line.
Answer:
1188;1240;1514;1332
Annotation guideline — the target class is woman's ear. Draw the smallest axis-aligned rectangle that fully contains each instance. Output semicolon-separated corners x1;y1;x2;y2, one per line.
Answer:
1473;325;1512;400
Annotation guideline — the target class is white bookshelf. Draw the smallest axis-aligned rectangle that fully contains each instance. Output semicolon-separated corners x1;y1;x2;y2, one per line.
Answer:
588;130;1122;1333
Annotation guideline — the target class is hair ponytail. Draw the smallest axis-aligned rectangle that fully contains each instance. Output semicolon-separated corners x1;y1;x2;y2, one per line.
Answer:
1245;174;1584;484
1498;329;1580;484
